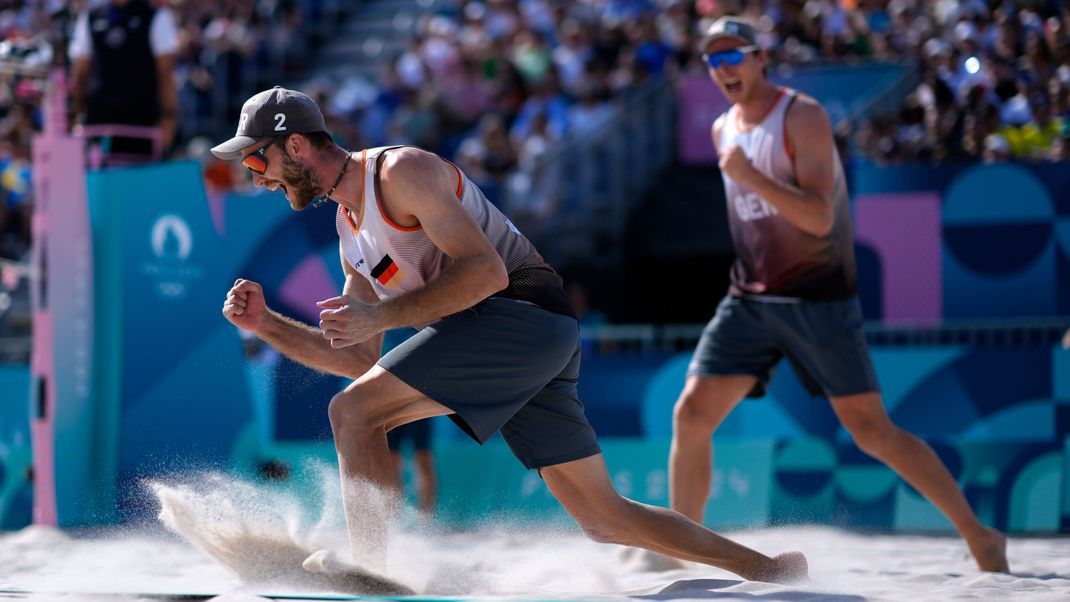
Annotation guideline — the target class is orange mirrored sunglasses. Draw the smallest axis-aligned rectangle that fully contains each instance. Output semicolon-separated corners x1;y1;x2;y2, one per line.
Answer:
241;136;284;175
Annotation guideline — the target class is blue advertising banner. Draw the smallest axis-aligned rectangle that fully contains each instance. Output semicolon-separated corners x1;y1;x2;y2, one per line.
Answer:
853;162;1070;321
87;161;254;521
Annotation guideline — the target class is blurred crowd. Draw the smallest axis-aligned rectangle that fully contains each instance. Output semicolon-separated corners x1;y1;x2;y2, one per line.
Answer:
0;0;1068;267
168;0;342;144
260;0;696;227
0;0;342;264
694;1;1069;164
836;0;1070;164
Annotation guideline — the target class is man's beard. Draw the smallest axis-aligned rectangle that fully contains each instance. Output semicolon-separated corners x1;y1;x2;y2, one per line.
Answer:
279;151;324;210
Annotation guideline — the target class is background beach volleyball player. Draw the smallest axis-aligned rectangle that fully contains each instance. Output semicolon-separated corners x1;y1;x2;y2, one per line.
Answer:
664;16;1008;573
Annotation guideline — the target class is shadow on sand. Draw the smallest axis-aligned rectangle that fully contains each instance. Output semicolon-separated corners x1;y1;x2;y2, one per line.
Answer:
634;578;868;601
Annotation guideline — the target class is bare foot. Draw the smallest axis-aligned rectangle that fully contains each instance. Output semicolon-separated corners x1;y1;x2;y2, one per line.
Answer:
968;527;1009;573
749;551;808;584
774;551;809;583
302;549;415;595
301;548;340;574
617;547;688;572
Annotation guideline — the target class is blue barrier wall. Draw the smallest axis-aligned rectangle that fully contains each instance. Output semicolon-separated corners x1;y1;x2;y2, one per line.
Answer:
242;342;1068;533
852;162;1070;322
6;158;1068;532
214;164;1069;532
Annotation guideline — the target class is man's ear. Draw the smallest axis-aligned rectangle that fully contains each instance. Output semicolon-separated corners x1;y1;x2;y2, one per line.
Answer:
285;133;306;159
290;133;302;157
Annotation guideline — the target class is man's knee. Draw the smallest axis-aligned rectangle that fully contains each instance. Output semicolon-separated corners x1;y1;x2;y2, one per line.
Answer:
570;495;643;546
575;509;634;545
673;391;726;435
328;389;386;435
840;411;897;457
578;520;624;545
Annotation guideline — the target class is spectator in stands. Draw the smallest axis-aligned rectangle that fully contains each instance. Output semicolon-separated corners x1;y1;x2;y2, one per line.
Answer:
983;132;1012;163
1003;95;1065;159
848;1;1070;164
456;113;516;206
69;0;180;161
510;73;570;141
506;110;558;234
0;131;31;262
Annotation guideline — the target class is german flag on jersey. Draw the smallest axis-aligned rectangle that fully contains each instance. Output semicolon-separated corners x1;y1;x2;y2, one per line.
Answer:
371;254;401;287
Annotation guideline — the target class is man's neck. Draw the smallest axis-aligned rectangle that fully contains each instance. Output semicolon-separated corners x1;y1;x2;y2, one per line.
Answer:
736;81;781;127
326;148;362;213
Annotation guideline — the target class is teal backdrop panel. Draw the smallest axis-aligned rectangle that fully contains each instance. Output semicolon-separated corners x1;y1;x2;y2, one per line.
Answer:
222;190;348;445
603;438;772;529
1063;438;1070;530
765;438;1064;532
237;435;1062;534
87;161;255;521
407;438;771;530
0;364;31;529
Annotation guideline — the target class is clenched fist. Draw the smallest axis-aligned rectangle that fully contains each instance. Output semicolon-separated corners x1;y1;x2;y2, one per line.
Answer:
317;295;383;348
222;278;268;332
719;145;757;185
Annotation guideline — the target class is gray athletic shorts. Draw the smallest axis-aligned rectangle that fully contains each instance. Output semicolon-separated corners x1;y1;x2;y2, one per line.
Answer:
378;297;601;469
688;295;880;398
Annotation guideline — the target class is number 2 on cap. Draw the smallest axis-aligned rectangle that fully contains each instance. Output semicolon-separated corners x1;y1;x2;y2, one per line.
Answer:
274;113;287;131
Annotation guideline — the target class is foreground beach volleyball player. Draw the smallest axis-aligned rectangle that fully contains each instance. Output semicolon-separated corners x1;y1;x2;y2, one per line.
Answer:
214;86;807;584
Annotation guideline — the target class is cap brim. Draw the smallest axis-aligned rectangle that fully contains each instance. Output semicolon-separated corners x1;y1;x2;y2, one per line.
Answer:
702;33;753;49
210;135;259;160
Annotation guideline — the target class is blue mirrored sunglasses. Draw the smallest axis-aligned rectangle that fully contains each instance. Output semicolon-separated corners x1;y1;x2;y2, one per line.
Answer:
702;45;759;69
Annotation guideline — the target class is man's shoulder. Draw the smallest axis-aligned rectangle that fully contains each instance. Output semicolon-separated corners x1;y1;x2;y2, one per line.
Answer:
786;92;827;119
378;146;439;180
785;93;831;135
712;104;736;133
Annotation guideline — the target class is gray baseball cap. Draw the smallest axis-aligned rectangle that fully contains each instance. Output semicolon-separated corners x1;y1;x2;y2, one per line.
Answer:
701;16;759;49
211;86;328;160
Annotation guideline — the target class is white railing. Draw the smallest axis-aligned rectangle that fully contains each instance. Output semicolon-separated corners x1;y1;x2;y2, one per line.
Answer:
579;317;1070;353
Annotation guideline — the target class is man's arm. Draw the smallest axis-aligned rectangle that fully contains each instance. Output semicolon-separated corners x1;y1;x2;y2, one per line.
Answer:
719;97;836;238
70;58;91;123
68;11;91;123
151;9;180;152
155;53;179;151
313;147;509;348
373;147;509;330
223;253;382;379
710;113;723;155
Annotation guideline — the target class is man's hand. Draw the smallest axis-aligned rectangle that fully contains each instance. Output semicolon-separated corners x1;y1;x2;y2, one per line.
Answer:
158;114;177;154
719;145;758;186
222;279;268;332
317;295;385;348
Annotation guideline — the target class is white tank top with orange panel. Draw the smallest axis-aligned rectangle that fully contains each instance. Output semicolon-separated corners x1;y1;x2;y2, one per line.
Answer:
335;146;574;316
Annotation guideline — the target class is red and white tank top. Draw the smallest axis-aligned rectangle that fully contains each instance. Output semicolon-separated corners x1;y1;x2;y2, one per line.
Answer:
716;87;857;301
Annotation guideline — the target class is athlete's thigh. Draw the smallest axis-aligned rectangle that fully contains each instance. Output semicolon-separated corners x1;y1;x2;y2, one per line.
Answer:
337;365;454;431
689;296;782;397
540;454;622;520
